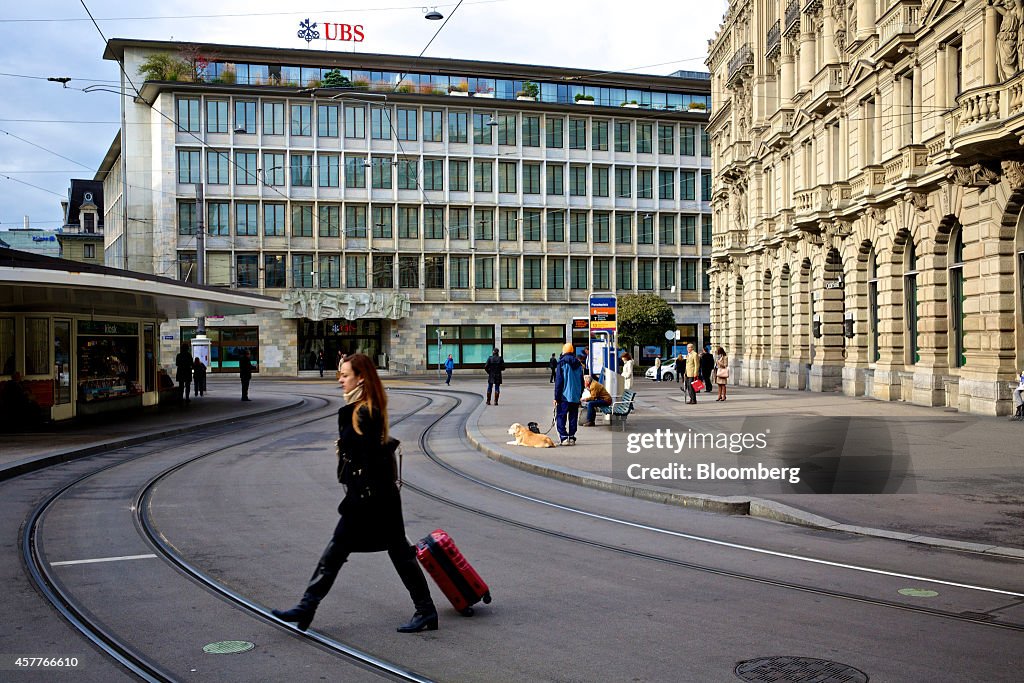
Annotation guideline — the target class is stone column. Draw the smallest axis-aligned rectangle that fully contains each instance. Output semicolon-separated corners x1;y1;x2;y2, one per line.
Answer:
856;0;875;41
934;47;948;135
786;262;811;389
799;25;816;92
873;91;883;165
909;217;949;407
823;1;838;64
912;63;923;145
811;251;845;391
842;242;869;397
985;4;999;85
780;39;796;104
871;245;905;401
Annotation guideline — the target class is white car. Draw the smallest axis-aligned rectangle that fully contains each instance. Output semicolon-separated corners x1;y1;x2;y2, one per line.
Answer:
644;365;675;382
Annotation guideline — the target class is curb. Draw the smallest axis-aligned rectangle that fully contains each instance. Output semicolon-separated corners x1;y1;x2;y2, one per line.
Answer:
0;398;305;483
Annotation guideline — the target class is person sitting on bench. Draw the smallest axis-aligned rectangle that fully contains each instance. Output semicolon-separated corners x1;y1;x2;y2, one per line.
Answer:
580;375;613;426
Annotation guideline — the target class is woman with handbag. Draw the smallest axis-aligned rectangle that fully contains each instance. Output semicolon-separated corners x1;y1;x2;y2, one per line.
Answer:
272;353;437;633
715;346;730;402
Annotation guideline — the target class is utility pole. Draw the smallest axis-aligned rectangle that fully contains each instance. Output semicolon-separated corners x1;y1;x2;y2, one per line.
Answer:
191;184;211;369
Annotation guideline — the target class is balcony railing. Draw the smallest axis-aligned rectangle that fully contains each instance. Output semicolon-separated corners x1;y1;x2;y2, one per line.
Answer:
953;68;1024;137
59;224;104;236
878;1;921;48
783;0;801;37
727;44;754;83
766;20;781;58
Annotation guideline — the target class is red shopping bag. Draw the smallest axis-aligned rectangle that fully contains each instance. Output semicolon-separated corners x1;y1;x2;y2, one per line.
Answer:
690;379;705;392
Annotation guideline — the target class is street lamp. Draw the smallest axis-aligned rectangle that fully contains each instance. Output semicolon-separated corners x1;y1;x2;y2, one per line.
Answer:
424;7;443;20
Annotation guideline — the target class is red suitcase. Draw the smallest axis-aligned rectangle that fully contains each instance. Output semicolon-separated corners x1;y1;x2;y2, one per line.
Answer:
415;529;492;616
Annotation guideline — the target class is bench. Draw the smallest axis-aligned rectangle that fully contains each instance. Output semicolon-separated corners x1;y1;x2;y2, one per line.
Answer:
600;389;636;431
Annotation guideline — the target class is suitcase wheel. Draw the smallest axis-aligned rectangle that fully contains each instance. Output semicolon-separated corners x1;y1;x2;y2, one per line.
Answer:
460;607;475;617
482;592;492;604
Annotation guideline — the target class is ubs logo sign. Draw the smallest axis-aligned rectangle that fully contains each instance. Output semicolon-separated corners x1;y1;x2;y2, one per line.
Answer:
297;18;365;45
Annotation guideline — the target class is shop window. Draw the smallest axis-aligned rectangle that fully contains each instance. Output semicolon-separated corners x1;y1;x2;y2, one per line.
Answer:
501;324;565;366
426;324;495;367
1;317;14;375
77;320;141;402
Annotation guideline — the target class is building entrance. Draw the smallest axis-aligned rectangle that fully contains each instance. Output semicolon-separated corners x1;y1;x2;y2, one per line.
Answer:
298;319;383;371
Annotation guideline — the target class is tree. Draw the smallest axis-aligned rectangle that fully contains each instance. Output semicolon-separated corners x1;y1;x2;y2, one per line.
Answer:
616;293;675;352
323;69;351;88
138;52;187;82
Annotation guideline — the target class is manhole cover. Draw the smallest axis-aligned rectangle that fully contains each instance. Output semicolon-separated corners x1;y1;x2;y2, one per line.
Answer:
202;641;255;655
735;656;868;682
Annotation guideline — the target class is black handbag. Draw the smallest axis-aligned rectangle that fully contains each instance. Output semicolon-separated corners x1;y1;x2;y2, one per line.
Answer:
337;436;403;494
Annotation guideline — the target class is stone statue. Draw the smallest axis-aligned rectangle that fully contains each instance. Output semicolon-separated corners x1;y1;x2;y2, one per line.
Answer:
994;0;1024;82
282;291;411;321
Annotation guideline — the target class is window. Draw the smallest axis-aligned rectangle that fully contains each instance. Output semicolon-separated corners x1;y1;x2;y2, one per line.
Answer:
317;205;340;237
523;163;541;194
371;106;392;139
570;165;587;196
176;97;200;132
319;254;341;288
546;117;563;148
658;123;675;154
523;257;542;289
570;211;587;243
476;256;494;288
450;256;470;288
344;104;365;138
498;114;517;145
318;104;339;137
207;100;228;133
700;171;712;201
179;252;197;282
592;120;608;151
905;242;920;365
594;259;610;289
681;260;698;290
291;153;313;186
702;259;711;290
178;201;196;235
263;102;285;135
615;213;632;244
232;151;257;186
547;257;565;290
235;201;258;236
234;100;256;134
177;150;200;184
399;255;419;287
680;126;695;156
523;210;542;241
616;259;632;291
700;127;710;156
291;204;314;237
207;150;229;184
450;159;469;192
473;113;493;144
397;108;417;141
500;256;518;289
449;111;468;143
291;103;312;136
523;115;540;147
499;161;517;193
569;118;587;149
571;257;588;289
207;202;229;236
593;212;610;243
500;209;518;241
263;203;285;236
264;254;286;288
346;204;367;237
450;207;470;239
638;169;653;198
474;160;493;191
681;215;696;245
950;228;965;368
547;210;565;242
263;152;285;186
547;164;564;195
426;324;495;366
659;214;675;245
292;254;314;288
423;159;443;191
84;243;95;259
475;209;494;240
680;170;696;200
701;215;712;245
236;254;258;288
637;123;653;153
615;167;632;198
615;121;631;152
659;170;675;199
425;256;445;288
398;159;418;190
318;154;340;187
423;110;443;142
424;207;444;239
638;213;654;244
348;154;368;187
660;259;675;290
346;254;367;288
373;254;394;288
371;156;392;189
373;206;393;238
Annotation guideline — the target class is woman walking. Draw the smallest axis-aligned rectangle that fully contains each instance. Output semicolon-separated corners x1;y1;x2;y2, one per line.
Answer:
620;352;634;392
715;346;730;402
272;354;437;633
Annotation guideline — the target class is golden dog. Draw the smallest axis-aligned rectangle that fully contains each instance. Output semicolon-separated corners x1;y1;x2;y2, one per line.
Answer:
506;422;556;448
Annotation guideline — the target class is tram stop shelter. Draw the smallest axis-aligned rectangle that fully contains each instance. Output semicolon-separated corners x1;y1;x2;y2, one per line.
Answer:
0;247;285;423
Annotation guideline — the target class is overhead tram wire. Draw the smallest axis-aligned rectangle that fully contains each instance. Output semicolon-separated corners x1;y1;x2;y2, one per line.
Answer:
0;129;94;170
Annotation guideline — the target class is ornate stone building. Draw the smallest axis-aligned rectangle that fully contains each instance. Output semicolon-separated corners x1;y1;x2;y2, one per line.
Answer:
706;0;1024;415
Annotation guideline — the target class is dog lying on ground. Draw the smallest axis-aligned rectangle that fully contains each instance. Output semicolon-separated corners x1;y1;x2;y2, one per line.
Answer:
506;422;556;448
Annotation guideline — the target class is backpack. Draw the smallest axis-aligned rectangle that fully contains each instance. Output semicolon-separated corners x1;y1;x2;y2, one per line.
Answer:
560;360;583;403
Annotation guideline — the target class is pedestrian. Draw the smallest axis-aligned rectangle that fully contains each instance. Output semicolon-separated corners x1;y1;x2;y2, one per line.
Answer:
272;353;437;634
715;346;729;402
175;346;192;403
580;374;613;426
484;348;505;405
336;350;345;381
444;354;454;385
654;355;662;382
192;357;207;397
318;351;325;378
580;348;590;375
683;343;699;404
239;349;253;401
673;353;684;383
553;342;584;445
699;345;715;392
620;352;634;392
548;353;558;383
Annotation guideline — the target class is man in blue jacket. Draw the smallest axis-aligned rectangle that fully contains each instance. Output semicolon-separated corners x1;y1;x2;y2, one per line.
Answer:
553;342;584;446
444;354;454;385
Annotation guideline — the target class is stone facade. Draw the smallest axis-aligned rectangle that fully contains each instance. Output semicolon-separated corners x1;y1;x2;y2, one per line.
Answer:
707;0;1024;415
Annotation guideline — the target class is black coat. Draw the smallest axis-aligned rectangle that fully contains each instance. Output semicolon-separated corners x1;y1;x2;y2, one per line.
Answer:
335;402;406;552
485;354;505;385
175;351;192;383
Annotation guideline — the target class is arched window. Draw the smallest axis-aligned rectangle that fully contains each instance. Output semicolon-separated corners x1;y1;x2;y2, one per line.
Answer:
868;249;880;362
905;241;919;365
948;226;965;368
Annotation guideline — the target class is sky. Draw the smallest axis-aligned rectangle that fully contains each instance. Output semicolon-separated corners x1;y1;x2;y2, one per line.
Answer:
0;0;728;232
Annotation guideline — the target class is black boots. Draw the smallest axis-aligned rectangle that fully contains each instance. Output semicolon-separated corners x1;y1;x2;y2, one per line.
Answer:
486;391;491;405
272;594;319;631
397;603;438;633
